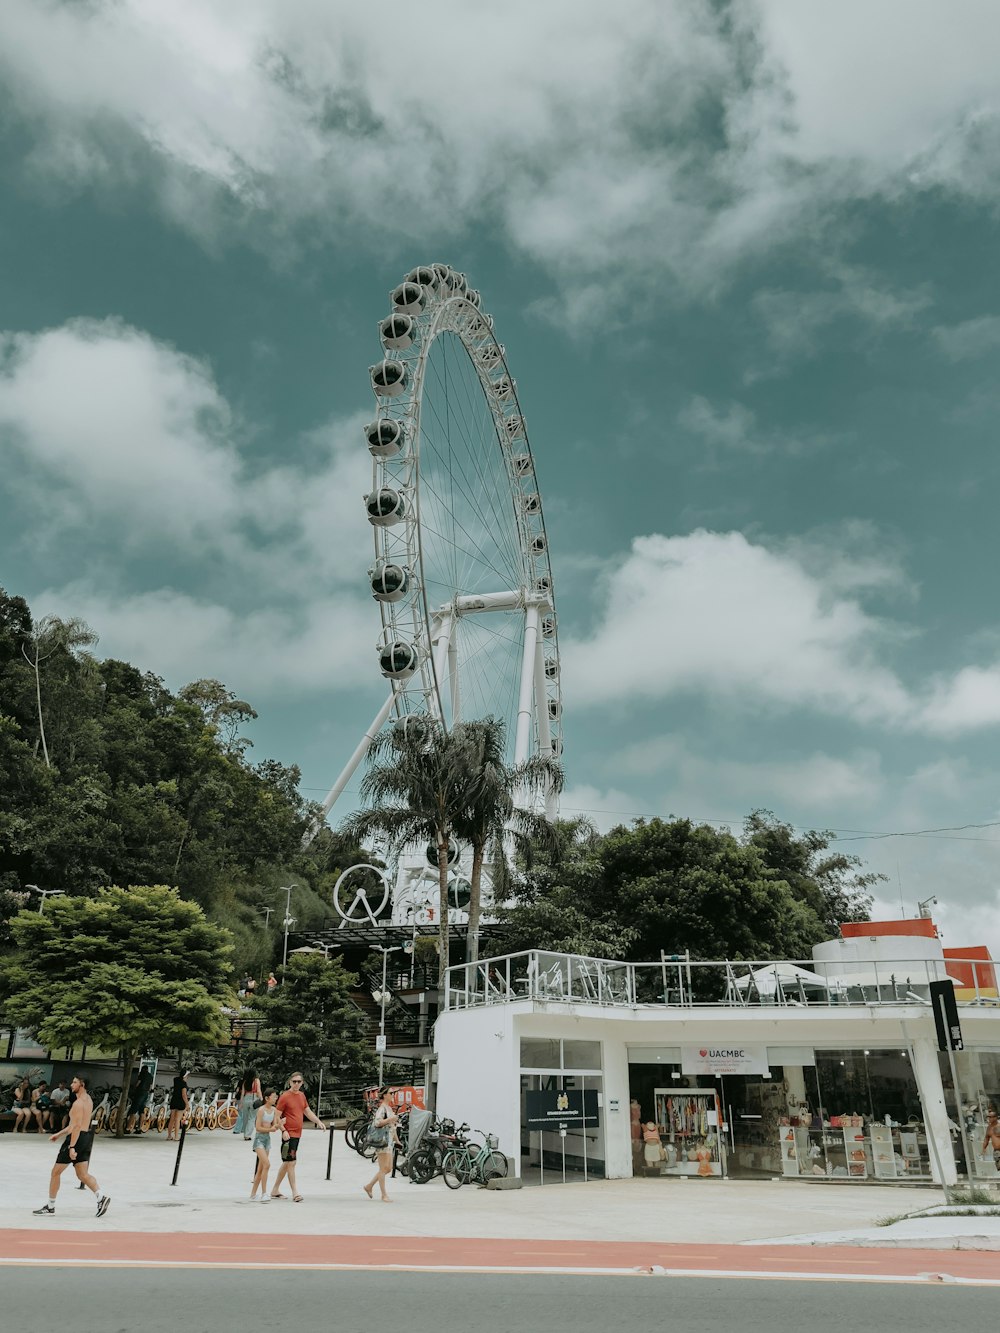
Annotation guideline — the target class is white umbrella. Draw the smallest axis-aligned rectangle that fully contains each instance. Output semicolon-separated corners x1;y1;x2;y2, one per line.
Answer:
734;963;832;996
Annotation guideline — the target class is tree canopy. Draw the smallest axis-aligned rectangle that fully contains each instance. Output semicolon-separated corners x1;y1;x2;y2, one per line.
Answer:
247;951;373;1098
0;885;234;1132
500;811;878;962
0;584;343;980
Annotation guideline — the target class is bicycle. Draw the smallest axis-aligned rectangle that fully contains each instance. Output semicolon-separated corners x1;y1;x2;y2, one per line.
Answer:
211;1091;238;1130
441;1129;508;1189
405;1116;460;1184
346;1109;373;1156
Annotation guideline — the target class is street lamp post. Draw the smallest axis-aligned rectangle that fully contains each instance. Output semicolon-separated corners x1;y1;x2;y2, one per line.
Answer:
279;884;298;979
372;944;403;1085
261;906;275;929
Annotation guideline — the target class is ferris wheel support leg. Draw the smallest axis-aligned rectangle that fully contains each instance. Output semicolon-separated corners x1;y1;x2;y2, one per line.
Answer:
301;692;396;847
431;610;454;723
533;634;559;819
448;634;461;724
513;603;541;768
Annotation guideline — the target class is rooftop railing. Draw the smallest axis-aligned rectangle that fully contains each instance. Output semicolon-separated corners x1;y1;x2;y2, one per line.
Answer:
443;949;999;1012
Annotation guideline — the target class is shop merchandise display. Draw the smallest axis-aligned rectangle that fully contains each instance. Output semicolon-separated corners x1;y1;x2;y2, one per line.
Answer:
652;1089;725;1177
779;1114;932;1180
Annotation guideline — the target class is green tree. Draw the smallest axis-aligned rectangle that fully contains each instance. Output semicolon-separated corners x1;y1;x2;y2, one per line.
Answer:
449;717;562;967
249;952;373;1098
0;885;233;1135
503;815;834;965
743;809;878;933
499;818;639;957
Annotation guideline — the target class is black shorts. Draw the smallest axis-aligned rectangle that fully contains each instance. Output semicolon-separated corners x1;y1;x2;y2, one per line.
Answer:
56;1131;94;1165
282;1135;300;1161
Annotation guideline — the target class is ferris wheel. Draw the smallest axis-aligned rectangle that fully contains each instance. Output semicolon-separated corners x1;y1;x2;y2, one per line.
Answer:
313;263;561;831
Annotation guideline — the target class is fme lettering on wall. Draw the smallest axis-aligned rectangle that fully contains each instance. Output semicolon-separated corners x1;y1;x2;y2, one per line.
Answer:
681;1045;770;1076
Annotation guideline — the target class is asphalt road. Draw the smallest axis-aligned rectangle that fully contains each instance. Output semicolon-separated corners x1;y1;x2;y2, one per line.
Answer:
2;1269;995;1332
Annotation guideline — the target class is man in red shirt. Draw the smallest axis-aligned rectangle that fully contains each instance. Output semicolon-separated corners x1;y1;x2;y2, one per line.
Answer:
270;1071;325;1202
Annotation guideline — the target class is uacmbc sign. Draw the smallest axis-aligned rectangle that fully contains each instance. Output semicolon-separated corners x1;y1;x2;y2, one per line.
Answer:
681;1045;770;1076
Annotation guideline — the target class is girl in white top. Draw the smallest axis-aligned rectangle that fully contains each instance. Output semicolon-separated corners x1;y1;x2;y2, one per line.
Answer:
249;1090;284;1202
363;1087;399;1203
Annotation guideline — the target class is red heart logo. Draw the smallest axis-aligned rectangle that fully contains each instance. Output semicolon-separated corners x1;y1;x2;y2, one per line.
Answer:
699;1049;708;1058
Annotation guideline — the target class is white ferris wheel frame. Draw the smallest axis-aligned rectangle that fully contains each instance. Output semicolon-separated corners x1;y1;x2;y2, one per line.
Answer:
313;262;562;830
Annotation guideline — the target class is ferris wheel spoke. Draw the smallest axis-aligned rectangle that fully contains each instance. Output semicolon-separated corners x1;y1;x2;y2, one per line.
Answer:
424;341;523;573
420;362;523;583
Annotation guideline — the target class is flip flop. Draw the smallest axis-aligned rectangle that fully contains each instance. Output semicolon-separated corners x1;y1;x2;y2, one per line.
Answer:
269;1192;287;1200
293;1194;304;1202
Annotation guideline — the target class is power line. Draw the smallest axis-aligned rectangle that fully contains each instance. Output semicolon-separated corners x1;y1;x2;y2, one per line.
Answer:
299;785;1000;844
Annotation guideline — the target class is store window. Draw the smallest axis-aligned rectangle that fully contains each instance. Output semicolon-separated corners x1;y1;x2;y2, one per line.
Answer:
563;1039;602;1070
519;1037;604;1184
520;1038;561;1069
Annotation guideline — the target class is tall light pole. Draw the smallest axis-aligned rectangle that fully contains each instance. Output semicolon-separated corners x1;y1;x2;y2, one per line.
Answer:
279;884;298;979
261;906;275;929
372;944;403;1085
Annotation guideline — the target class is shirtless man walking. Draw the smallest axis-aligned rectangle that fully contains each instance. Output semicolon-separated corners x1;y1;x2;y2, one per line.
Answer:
33;1075;111;1217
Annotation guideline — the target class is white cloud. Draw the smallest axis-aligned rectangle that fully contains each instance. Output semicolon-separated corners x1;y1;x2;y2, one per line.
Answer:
0;314;382;699
3;1;1000;298
0;316;371;589
678;395;831;458
558;783;657;834
613;737;885;814
563;527;1000;736
921;666;1000;735
34;584;375;696
0;318;240;541
932;315;1000;361
564;529;913;724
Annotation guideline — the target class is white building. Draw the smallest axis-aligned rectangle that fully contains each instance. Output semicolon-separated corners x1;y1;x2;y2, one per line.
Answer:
434;921;1000;1188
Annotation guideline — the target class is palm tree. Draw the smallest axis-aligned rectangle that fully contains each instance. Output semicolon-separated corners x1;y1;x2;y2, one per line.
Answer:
450;718;563;968
21;615;97;767
339;720;478;987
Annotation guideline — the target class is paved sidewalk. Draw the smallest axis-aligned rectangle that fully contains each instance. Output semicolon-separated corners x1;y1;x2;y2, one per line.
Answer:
0;1128;955;1246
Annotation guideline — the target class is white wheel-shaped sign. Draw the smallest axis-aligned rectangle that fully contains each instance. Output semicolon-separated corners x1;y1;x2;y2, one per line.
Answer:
364;263;562;772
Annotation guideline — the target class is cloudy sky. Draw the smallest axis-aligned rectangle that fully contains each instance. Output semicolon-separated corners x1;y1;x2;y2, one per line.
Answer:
3;1;1000;956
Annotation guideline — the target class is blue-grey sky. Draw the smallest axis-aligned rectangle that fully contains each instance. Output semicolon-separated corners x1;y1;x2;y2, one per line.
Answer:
2;1;1000;956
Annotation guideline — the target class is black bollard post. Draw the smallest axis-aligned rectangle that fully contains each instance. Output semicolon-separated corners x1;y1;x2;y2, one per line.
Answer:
326;1123;335;1181
170;1121;187;1186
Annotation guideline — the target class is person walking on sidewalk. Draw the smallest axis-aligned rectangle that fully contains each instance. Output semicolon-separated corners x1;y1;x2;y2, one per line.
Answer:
363;1087;399;1203
249;1089;283;1202
233;1069;262;1140
983;1109;1000;1168
34;1075;110;1218
167;1070;189;1141
270;1072;325;1202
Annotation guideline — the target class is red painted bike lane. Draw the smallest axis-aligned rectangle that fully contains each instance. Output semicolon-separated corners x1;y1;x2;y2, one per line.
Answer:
1;1230;998;1283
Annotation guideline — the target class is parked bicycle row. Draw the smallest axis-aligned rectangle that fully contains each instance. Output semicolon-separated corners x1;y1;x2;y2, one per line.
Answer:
345;1085;508;1191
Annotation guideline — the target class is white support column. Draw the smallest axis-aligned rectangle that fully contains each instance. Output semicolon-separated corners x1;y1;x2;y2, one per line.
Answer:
448;632;460;724
533;631;559;818
431;610;453;724
533;634;552;758
302;692;395;846
513;602;540;766
909;1034;958;1187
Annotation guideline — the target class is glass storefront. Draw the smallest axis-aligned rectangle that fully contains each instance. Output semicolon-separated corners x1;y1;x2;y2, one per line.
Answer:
519;1038;605;1184
629;1047;947;1182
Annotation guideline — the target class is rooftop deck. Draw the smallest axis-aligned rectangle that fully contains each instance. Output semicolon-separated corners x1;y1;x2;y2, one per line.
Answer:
444;948;1000;1012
